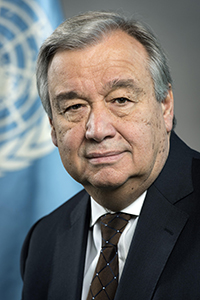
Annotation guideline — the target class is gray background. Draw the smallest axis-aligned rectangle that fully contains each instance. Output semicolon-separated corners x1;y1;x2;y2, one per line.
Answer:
60;0;200;151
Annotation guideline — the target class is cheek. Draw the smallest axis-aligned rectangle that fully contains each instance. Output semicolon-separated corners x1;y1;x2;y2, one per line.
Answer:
122;113;155;144
122;109;164;156
56;124;85;162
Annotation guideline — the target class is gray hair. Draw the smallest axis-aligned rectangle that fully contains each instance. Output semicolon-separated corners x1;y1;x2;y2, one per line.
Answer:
36;11;173;121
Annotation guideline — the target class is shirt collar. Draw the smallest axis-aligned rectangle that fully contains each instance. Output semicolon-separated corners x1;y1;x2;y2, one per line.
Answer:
90;191;147;227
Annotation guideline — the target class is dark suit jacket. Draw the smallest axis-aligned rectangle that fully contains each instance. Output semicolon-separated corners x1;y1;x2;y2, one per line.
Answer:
20;131;200;299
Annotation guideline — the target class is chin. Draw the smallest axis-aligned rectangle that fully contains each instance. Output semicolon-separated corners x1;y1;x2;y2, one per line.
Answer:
89;176;129;190
76;168;132;190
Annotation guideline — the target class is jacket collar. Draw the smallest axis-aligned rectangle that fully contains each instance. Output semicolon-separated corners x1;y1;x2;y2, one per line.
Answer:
115;131;191;299
153;131;193;203
49;191;90;300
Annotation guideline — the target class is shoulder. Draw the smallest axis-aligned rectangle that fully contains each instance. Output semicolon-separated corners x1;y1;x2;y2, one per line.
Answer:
170;131;200;176
170;131;200;159
28;188;88;233
153;131;200;203
40;189;88;224
20;189;89;278
29;189;88;232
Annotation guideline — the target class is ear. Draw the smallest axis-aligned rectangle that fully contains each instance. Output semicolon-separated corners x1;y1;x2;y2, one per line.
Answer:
49;117;58;147
161;85;174;133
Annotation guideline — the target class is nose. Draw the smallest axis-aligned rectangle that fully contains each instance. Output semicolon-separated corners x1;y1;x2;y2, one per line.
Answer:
85;105;116;142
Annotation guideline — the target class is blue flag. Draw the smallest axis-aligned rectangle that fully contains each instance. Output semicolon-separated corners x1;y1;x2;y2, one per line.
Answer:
0;1;82;299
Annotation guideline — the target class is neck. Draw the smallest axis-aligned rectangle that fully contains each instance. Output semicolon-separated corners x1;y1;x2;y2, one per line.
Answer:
84;175;153;211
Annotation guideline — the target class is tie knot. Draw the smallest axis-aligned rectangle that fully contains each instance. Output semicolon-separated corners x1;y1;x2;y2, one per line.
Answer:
100;212;131;247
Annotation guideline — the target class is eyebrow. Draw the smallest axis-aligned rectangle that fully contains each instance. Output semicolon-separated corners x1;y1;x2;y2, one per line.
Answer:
104;78;139;92
53;91;84;102
53;78;140;104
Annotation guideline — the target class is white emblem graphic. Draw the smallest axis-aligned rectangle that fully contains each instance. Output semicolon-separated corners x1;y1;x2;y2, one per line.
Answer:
0;0;56;176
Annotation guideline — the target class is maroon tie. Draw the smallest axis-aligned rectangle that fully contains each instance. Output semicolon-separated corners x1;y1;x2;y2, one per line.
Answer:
86;212;131;300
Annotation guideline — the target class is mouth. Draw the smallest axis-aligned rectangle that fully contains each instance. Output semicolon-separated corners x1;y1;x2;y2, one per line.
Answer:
86;151;126;164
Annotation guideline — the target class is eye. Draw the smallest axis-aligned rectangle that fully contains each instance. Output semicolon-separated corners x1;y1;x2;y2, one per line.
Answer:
114;97;130;104
67;103;83;111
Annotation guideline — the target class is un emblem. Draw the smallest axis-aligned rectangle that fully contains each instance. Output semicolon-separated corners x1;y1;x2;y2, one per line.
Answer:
0;0;56;176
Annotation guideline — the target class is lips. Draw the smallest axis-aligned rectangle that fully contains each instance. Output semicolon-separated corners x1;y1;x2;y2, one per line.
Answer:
86;151;126;164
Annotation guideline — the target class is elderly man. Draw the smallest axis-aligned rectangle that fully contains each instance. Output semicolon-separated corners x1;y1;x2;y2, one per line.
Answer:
21;11;200;300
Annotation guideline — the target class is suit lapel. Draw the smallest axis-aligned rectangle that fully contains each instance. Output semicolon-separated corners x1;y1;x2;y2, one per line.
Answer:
49;192;90;300
115;132;193;299
115;185;189;299
153;131;193;204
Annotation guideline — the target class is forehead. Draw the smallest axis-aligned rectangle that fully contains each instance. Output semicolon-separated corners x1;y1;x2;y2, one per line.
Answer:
48;30;151;92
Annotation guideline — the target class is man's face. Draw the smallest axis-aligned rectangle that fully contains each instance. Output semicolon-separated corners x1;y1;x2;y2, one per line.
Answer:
48;30;173;207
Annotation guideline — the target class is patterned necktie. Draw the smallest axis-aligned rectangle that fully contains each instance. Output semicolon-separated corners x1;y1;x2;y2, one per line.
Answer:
86;212;131;300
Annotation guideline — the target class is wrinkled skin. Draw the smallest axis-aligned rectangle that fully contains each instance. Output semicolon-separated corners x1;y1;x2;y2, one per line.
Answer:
48;30;174;211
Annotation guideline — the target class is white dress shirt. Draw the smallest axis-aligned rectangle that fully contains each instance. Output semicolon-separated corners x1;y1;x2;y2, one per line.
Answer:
81;191;146;300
